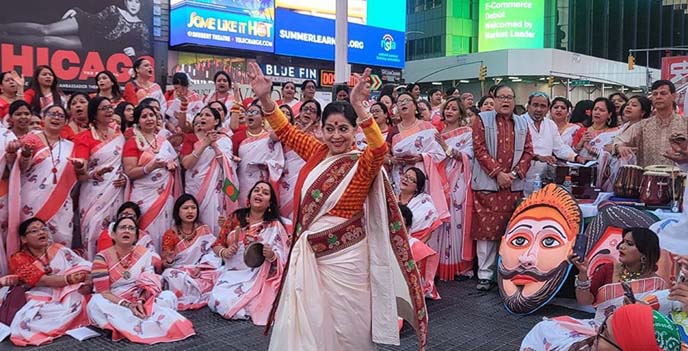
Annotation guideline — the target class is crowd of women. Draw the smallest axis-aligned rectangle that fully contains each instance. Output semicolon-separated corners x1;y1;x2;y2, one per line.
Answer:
0;55;683;349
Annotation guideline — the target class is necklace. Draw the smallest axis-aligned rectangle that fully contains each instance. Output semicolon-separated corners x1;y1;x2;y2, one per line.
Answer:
141;132;158;152
178;224;197;241
116;248;134;280
399;118;419;131
246;129;265;138
43;132;61;184
590;124;607;131
91;126;109;141
620;266;642;282
27;248;52;274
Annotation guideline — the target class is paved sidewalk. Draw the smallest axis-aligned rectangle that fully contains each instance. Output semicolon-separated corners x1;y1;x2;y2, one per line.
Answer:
0;279;591;351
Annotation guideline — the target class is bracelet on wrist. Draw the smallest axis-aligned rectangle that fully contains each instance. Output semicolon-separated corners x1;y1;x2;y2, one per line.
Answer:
142;164;150;175
191;151;200;159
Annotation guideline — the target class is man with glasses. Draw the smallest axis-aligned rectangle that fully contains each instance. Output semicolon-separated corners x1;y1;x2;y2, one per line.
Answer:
522;91;584;195
614;80;688;167
471;85;533;291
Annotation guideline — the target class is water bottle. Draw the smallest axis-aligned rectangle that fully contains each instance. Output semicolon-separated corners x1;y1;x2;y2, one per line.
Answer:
533;174;542;192
563;176;573;193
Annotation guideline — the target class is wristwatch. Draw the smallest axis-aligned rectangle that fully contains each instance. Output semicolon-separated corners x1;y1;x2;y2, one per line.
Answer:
510;170;518;179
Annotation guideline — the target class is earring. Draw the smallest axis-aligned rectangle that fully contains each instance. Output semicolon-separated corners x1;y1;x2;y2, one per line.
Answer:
641;255;647;263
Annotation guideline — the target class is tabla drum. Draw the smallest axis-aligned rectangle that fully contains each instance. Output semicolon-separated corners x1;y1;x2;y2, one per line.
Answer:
613;165;644;198
243;242;265;268
640;171;671;206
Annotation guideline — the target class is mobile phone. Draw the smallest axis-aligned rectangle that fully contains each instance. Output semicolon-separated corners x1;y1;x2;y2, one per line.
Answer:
573;234;587;260
621;281;636;304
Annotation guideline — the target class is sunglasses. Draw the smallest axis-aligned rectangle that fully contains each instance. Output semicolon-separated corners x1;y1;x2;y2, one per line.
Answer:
596;315;622;350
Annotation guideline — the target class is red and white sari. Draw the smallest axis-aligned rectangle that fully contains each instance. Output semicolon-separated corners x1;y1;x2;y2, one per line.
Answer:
184;133;238;234
88;246;195;344
209;220;287;324
9;244;91;346
0;127;17;275
79;132;126;260
161;225;222;310
405;193;441;300
429;126;474;281
237;133;284;204
391;121;449;222
131;82;168;117
7;133;77;254
166;92;204;128
277;146;305;221
203;91;236;112
126;135;180;252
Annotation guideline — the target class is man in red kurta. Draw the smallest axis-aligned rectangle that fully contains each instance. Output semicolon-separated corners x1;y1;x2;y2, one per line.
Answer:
470;85;533;291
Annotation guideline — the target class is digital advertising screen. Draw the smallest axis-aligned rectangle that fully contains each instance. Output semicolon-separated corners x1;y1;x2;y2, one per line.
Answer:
170;0;275;53
274;0;406;68
478;0;544;52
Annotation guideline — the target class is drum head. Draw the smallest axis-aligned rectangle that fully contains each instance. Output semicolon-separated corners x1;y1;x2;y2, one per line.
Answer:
243;242;265;268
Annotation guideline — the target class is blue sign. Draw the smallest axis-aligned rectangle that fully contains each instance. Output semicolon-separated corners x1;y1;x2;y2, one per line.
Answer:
170;1;274;53
258;63;318;84
274;8;405;68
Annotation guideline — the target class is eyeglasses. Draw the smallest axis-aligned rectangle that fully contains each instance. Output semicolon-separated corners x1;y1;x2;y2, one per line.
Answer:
301;106;317;114
98;105;114;112
397;98;414;105
495;95;515;101
246;110;261;116
45;111;65;119
116;225;137;232
370;108;383;114
596;316;622;350
26;226;49;235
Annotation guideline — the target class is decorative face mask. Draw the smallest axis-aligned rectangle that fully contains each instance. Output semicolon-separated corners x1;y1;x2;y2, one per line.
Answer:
498;184;581;314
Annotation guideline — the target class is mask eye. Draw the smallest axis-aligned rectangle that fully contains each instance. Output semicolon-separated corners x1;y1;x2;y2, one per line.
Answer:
510;236;529;247
541;237;561;248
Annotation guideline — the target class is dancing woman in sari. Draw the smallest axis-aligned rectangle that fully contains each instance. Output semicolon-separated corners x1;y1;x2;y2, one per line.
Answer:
123;104;179;251
521;228;666;351
74;97;127;260
209;181;288;324
123;58;167;115
9;218;92;346
88;217;195;344
7;105;87;255
161;195;221;310
236;103;284;204
432;96;474;281
389;92;448;222
248;63;428;350
181;106;238;234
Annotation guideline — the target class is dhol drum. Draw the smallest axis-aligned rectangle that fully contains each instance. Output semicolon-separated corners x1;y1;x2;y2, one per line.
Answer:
613;165;644;198
640;171;671;206
645;165;686;205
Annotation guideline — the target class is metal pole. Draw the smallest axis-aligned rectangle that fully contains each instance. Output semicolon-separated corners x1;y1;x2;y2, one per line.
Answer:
335;0;350;84
645;50;651;93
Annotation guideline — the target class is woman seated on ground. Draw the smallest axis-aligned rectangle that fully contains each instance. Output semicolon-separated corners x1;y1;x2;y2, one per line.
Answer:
161;194;221;311
95;201;160;272
88;217;195;344
9;217;92;346
521;227;665;351
208;181;288;325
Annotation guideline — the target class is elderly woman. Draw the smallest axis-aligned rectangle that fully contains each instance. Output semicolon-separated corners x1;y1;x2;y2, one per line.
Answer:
8;217;91;346
522;227;667;350
248;63;427;350
161;194;221;310
87;217;195;344
208;181;287;324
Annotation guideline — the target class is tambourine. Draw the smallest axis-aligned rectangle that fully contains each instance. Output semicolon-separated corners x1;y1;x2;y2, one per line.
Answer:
243;242;265;268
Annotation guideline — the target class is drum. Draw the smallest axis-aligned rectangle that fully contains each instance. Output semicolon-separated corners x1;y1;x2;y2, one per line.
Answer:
640;171;671;206
613;165;644;198
243;242;265;268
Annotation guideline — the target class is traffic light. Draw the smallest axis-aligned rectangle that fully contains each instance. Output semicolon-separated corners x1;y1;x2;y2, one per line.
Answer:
547;76;555;88
479;65;487;81
628;54;635;70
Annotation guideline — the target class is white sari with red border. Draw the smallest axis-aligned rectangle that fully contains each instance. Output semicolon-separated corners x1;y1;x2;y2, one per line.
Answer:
237;133;284;204
0;127;16;275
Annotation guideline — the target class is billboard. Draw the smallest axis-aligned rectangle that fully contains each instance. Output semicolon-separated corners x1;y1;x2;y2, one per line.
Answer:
274;0;406;68
0;0;153;90
478;0;545;52
170;0;274;53
662;56;688;116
